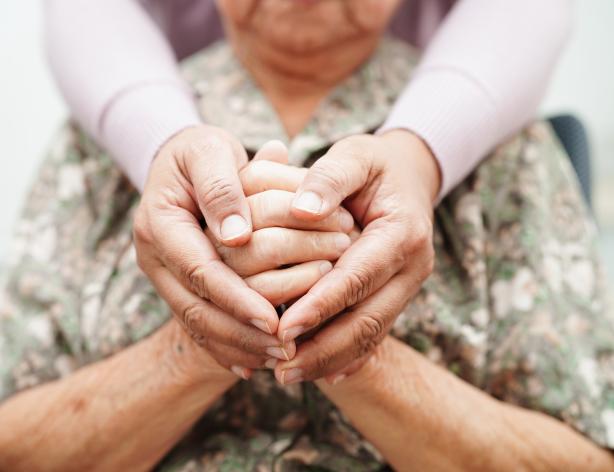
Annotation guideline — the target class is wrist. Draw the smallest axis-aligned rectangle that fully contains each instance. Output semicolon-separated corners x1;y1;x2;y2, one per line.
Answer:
101;82;202;193
148;124;245;194
317;337;403;397
155;124;241;163
153;321;238;392
379;129;442;203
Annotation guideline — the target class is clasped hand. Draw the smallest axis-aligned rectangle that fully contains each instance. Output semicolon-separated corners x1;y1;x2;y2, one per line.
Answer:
135;126;440;384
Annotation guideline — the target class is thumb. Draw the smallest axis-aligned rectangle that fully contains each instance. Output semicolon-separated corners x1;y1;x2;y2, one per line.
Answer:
291;138;372;220
185;129;253;247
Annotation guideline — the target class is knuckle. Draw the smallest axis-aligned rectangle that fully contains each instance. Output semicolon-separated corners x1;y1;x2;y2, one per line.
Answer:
185;261;216;300
261;228;289;266
245;274;265;294
395;218;432;260
340;267;374;307
331;135;376;166
408;216;433;248
238;355;265;370
132;208;152;245
412;218;433;248
241;161;266;192
229;328;257;354
134;249;149;273
352;314;386;357
398;217;434;280
187;133;226;158
421;248;435;280
262;275;287;306
251;191;278;224
215;245;232;265
310;338;335;374
247;159;267;176
181;303;208;347
300;298;327;330
209;353;230;371
311;232;329;254
132;211;156;272
331;135;369;159
199;177;240;214
315;351;332;373
309;161;351;196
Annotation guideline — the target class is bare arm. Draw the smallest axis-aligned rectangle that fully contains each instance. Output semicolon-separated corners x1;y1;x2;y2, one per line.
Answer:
0;146;350;471
318;336;614;471
0;321;237;472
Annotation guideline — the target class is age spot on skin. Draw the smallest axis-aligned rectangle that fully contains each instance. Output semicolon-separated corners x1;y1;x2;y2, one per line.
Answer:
70;397;87;413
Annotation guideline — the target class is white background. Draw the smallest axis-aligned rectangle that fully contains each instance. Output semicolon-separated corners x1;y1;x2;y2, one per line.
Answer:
1;1;613;287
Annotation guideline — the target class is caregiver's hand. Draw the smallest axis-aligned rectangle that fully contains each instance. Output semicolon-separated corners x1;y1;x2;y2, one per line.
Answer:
134;125;282;355
275;130;441;383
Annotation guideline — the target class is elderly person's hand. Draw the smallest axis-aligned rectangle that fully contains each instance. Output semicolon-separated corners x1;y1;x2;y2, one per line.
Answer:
133;127;287;366
138;138;354;374
219;141;358;374
274;129;441;383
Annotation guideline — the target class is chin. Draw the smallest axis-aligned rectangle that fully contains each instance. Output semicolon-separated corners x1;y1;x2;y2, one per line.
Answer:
255;10;355;54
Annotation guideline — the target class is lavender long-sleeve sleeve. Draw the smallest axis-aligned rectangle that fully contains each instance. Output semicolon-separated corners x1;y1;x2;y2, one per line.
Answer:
380;0;573;197
45;0;572;196
45;0;204;191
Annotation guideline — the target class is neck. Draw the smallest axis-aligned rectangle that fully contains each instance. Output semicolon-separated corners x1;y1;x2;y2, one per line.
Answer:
228;31;380;137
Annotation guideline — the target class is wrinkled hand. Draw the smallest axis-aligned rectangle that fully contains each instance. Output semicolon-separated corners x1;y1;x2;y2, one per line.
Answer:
135;131;354;377
273;130;441;384
134;126;285;374
205;141;355;376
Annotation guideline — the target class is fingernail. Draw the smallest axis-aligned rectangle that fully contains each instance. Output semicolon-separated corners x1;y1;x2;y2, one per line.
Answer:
330;374;347;386
282;341;296;359
293;191;322;214
282;325;306;344
231;365;249;380
280;368;303;385
319;261;333;275
250;318;272;335
340;211;354;232
266;346;290;361
264;358;278;369
335;233;351;252
220;214;249;241
262;139;288;154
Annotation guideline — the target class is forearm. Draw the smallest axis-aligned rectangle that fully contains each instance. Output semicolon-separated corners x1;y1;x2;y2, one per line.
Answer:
380;0;572;198
0;321;237;472
45;0;201;190
318;337;614;471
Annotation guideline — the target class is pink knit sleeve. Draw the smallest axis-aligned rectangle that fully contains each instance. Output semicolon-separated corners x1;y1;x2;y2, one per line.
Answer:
45;0;202;192
379;0;573;199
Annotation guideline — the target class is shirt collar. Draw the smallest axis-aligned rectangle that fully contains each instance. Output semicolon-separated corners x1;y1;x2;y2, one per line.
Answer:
183;38;418;165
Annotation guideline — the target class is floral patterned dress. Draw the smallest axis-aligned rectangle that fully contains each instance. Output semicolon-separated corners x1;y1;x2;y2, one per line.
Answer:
1;39;613;471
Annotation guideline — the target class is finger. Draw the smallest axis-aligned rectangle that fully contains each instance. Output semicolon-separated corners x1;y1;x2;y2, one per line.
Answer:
253;140;289;164
149;265;296;361
144;209;280;333
324;353;372;386
184;131;252;246
277;218;429;342
245;260;333;306
291;137;373;220
204;339;268;378
215;227;351;277
275;271;415;383
240;160;307;196
248;190;354;233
